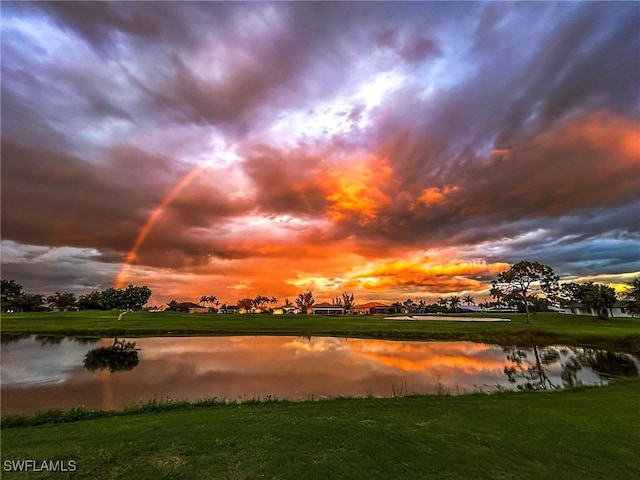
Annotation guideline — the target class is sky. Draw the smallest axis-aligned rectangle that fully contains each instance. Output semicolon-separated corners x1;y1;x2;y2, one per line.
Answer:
1;1;639;306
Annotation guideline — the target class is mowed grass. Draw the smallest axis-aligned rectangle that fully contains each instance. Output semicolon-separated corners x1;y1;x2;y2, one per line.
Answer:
2;379;639;480
2;310;639;352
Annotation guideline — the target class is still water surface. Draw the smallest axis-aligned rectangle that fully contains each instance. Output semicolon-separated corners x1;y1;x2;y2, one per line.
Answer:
1;335;638;414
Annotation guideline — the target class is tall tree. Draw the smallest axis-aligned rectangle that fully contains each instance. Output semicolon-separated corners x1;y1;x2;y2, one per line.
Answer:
623;277;640;317
101;288;125;310
238;298;254;311
121;285;152;311
78;291;105;310
46;292;77;311
490;261;559;324
296;291;315;314
1;279;24;311
463;295;475;306
341;292;355;312
403;298;416;313
252;295;270;310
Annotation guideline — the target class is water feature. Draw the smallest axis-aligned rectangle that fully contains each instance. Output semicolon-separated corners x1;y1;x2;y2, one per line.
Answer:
1;335;638;414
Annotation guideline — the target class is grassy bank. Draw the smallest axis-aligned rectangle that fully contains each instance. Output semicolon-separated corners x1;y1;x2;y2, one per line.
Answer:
2;311;639;353
1;379;639;479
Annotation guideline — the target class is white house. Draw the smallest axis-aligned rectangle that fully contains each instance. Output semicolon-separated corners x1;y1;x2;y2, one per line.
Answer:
563;301;635;318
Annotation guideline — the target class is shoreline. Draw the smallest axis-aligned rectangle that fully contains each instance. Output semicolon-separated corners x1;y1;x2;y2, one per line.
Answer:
388;315;511;322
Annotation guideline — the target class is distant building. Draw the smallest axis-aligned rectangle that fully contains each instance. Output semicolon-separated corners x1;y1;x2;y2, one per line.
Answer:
484;305;518;313
218;305;239;314
459;305;483;313
563;301;634;318
273;305;299;315
312;302;345;315
159;302;208;314
352;302;394;315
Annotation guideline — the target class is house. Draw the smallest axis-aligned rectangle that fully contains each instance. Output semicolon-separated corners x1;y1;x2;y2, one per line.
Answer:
484;305;518;313
563;301;634;318
460;305;484;313
217;305;239;314
352;302;394;315
177;302;208;314
312;302;345;315
273;305;299;315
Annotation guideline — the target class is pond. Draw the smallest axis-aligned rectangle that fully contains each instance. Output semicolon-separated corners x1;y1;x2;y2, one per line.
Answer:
1;335;638;414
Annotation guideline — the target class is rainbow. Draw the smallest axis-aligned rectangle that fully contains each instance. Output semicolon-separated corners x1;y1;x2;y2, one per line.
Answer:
114;162;211;288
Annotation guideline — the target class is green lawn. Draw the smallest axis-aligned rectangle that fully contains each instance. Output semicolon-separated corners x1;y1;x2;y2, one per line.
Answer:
2;380;639;479
2;310;639;353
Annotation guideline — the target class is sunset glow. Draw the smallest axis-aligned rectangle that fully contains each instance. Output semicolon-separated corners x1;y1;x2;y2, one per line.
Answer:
2;3;638;304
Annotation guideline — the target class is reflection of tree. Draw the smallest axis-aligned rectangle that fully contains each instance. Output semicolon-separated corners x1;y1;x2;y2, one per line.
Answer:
33;335;101;346
34;335;64;345
504;346;560;390
578;350;639;378
0;333;30;344
1;334;101;346
503;346;639;390
83;338;140;373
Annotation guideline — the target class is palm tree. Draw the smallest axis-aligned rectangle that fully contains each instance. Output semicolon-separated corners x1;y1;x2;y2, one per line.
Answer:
417;299;427;313
200;295;219;311
448;295;461;311
437;297;449;311
463;295;475;306
403;299;415;313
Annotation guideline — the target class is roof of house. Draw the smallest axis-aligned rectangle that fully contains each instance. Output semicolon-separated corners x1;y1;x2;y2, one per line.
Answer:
313;302;344;309
177;302;207;309
353;302;390;309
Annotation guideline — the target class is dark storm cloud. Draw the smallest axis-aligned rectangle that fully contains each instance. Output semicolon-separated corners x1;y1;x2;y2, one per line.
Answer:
241;145;331;216
1;142;249;258
6;2;448;135
327;2;640;251
0;242;119;295
348;111;639;249
1;141;167;251
490;2;640;144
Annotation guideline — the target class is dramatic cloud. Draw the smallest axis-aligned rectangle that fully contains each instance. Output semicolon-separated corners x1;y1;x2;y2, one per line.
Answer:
1;2;638;303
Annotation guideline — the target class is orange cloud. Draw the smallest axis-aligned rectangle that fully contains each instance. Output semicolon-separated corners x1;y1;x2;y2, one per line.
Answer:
346;340;508;374
326;155;394;223
345;259;509;293
413;184;459;207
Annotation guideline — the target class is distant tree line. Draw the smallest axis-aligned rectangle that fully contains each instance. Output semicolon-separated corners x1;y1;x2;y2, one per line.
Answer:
3;262;639;321
0;280;151;312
